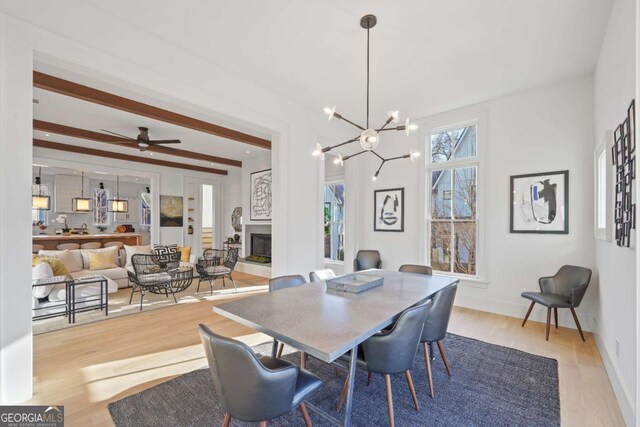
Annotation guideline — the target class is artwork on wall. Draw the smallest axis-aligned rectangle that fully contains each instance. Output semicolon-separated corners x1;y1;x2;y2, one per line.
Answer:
612;99;636;247
159;195;183;227
374;188;404;232
510;170;569;234
231;207;243;232
250;169;272;221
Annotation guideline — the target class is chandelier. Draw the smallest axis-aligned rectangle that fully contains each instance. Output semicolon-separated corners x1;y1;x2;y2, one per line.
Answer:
313;14;420;180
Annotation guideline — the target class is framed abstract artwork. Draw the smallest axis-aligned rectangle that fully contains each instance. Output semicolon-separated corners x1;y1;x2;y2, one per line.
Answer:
159;195;184;227
250;169;272;221
510;170;569;234
374;188;404;232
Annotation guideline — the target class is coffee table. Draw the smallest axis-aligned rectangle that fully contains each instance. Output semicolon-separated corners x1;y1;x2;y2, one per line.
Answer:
70;275;109;323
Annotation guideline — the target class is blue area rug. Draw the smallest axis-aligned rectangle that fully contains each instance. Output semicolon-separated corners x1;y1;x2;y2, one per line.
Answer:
108;334;560;426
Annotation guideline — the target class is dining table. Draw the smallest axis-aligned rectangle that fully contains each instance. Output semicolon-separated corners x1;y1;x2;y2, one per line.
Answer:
213;269;459;426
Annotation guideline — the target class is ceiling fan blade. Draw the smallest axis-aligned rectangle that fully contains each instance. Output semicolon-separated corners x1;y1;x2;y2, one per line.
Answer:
149;139;182;145
100;129;137;141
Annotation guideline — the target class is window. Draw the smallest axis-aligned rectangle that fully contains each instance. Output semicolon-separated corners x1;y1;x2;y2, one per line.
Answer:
427;123;481;277
94;188;109;225
324;182;345;262
31;184;48;225
594;132;611;240
140;193;151;226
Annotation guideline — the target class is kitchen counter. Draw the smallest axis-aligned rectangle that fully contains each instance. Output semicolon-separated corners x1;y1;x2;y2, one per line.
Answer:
33;233;144;250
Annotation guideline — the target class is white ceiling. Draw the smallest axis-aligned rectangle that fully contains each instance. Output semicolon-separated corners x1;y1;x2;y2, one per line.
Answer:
32;87;268;167
82;0;613;122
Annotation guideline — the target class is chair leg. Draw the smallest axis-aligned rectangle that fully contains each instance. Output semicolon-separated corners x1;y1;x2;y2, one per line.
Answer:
554;307;558;328
209;279;214;296
570;307;586;342
404;370;419;411
423;342;434;398
168;285;177;303
336;374;349;412
229;274;238;292
522;301;535;327
222;276;226;287
222;413;231;427
437;340;452;376
128;286;136;304
384;374;395;427
300;351;306;369
196;277;202;292
299;403;312;427
367;371;373;386
139;289;145;311
546;307;551;341
277;342;284;358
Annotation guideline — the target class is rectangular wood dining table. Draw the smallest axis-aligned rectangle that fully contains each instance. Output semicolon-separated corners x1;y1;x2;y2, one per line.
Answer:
213;270;459;426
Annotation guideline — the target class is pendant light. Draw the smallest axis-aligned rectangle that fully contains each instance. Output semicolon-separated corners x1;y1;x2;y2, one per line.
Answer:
32;167;50;211
72;171;93;212
107;176;129;213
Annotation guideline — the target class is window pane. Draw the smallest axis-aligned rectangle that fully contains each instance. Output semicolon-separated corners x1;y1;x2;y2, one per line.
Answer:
430;221;451;272
430;125;477;163
94;189;109;225
453;166;477;219
431;170;452;219
324;182;345;261
597;151;606;229
454;220;476;275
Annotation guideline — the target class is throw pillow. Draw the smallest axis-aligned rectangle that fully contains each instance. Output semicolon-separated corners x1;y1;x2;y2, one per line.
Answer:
32;262;55;299
37;249;83;273
124;245;153;267
177;246;191;263
81;246;119;270
154;244;178;262
88;249;119;270
33;256;71;278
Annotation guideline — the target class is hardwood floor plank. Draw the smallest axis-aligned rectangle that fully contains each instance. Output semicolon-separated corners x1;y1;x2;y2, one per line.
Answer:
27;278;625;426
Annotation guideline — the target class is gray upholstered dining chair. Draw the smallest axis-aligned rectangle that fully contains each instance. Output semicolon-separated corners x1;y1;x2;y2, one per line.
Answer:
420;283;458;398
521;265;592;341
337;301;432;427
309;268;336;282
198;324;321;427
353;250;382;271
399;264;433;275
269;275;307;359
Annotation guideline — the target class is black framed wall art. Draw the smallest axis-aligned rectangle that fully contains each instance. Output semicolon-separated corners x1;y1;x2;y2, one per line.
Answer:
510;170;569;234
374;188;404;232
250;169;272;221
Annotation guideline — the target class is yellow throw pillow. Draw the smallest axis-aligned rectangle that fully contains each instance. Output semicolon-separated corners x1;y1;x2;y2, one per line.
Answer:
177;246;191;263
88;250;119;270
33;256;71;278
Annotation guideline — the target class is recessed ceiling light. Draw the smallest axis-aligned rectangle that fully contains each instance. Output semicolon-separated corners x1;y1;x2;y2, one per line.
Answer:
246;150;250;154
44;133;50;137
149;152;154;156
211;162;215;166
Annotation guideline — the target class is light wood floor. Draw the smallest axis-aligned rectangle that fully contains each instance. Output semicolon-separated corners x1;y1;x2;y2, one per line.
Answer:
27;272;624;427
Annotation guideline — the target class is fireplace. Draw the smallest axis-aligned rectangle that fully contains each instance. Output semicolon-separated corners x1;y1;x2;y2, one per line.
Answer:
250;233;272;262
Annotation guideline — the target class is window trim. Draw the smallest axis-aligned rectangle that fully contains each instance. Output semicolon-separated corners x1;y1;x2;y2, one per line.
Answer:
324;179;345;264
594;130;613;241
418;109;488;284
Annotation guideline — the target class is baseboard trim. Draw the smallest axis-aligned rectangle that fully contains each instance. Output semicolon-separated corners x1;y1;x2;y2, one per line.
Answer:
454;293;595;332
592;329;636;426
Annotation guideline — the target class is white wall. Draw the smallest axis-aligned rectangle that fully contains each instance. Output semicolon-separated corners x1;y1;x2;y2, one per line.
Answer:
593;0;637;423
242;154;272;258
0;2;326;400
351;76;596;328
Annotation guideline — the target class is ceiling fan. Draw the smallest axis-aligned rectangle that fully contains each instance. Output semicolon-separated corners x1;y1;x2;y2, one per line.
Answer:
100;127;181;151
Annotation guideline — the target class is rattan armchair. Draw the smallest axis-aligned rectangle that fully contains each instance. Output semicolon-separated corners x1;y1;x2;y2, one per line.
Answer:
196;248;239;295
128;252;181;311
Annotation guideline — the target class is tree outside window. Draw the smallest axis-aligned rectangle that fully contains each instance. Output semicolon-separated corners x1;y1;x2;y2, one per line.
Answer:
324;182;345;262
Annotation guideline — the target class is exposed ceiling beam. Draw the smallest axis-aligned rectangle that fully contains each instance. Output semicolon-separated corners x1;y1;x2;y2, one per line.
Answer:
33;120;242;167
33;71;271;150
33;139;228;176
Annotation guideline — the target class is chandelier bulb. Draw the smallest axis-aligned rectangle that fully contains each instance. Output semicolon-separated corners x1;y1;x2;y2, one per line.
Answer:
388;110;400;123
359;129;380;151
323;106;337;121
312;142;326;160
409;149;421;162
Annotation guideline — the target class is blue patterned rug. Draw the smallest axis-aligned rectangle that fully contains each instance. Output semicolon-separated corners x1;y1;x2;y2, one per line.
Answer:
109;334;560;426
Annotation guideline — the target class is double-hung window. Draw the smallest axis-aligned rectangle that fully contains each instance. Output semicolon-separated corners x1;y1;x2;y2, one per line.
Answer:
427;121;482;278
324;181;345;262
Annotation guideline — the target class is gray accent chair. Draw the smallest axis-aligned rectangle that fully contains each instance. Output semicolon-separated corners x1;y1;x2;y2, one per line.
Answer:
521;265;592;341
309;268;336;282
353;250;382;271
128;252;181;311
198;324;321;427
337;301;432;427
269;275;307;359
399;264;433;275
196;248;238;295
420;283;458;398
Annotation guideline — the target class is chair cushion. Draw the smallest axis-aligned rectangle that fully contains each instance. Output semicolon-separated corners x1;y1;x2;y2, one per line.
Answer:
136;272;173;285
202;265;231;275
72;267;129;282
258;356;322;407
521;291;571;308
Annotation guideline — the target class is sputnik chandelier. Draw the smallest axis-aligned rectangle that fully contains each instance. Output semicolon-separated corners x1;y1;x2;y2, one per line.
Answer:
313;14;420;180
